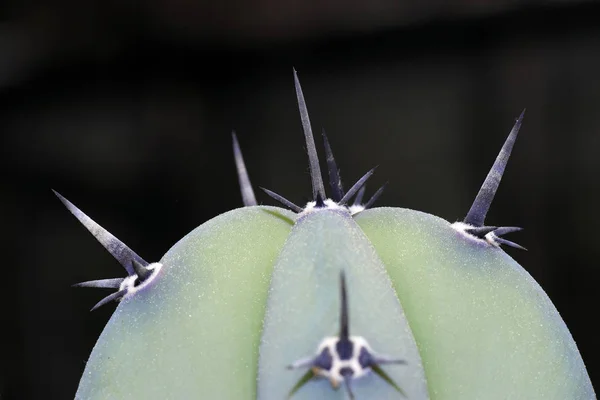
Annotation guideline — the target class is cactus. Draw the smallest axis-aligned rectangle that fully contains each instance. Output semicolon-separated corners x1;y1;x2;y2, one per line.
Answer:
56;70;595;399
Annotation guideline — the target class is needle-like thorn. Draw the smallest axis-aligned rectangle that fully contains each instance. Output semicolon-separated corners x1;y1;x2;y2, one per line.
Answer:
464;110;525;227
293;69;326;202
495;237;528;251
343;372;355;400
90;289;128;311
336;272;354;361
494;226;523;236
73;278;125;289
260;187;303;213
353;186;366;207
371;364;407;397
287;357;315;370
465;226;498;238
339;167;377;205
287;369;314;399
339;271;349;341
232;132;258;207
322;129;344;202
52;190;147;276
363;183;387;210
371;356;407;366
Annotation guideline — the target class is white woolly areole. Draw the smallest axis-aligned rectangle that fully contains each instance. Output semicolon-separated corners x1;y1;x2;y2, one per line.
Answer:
451;221;500;247
119;262;163;298
314;336;373;386
299;199;351;218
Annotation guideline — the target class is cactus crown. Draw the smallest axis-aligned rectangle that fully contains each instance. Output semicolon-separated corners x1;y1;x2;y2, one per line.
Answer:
54;69;525;312
260;70;384;217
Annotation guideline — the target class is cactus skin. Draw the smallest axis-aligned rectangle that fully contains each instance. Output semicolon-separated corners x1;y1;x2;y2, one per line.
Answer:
75;206;295;399
73;205;595;399
356;208;595;399
258;209;428;399
63;72;595;399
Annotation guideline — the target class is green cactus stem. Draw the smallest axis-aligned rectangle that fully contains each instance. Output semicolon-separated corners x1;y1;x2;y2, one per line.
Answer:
55;70;595;400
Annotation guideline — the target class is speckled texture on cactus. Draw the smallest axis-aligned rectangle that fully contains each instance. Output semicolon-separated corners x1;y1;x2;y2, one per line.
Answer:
56;70;595;400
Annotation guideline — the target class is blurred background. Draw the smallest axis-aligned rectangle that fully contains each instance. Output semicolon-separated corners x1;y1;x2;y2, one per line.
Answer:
1;0;599;398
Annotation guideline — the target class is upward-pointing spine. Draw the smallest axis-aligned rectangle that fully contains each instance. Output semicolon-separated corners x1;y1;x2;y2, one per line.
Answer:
339;271;349;341
464;110;525;227
293;69;326;202
322;129;344;202
232;132;258;207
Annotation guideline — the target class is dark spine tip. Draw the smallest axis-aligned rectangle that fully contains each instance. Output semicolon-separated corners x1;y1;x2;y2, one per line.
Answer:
339;167;377;205
464;111;524;227
260;187;303;213
287;369;315;399
363;182;388;210
52;189;147;276
494;226;523;236
73;277;125;289
322;129;344;202
339;271;349;341
131;259;152;281
232;131;258;207
90;289;128;311
343;374;355;400
293;69;326;202
371;364;407;397
495;237;527;251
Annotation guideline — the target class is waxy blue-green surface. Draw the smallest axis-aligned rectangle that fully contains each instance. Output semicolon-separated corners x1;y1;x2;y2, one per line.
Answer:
257;208;428;399
75;206;294;399
356;207;595;400
75;205;595;399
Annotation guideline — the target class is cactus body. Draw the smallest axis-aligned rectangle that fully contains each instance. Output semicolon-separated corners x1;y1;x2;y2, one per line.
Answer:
60;72;595;400
258;208;428;399
356;208;594;399
75;207;294;399
72;205;595;399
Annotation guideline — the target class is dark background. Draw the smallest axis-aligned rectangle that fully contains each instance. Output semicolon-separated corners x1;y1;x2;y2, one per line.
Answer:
1;1;599;398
